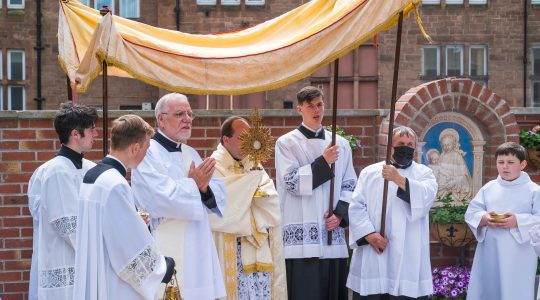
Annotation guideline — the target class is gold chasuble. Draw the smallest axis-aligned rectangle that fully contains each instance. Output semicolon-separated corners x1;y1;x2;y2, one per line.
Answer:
210;144;286;299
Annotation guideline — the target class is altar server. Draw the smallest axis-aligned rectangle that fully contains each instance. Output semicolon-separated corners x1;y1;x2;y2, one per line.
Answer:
27;103;97;300
73;115;175;299
275;86;357;300
132;93;226;300
347;126;437;300
465;142;540;300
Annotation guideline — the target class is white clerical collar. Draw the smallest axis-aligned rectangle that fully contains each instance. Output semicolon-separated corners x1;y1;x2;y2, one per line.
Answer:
105;155;127;172
301;122;323;134
157;129;182;148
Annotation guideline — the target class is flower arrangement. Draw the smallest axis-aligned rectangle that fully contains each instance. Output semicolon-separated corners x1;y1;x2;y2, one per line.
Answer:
325;125;361;150
432;265;470;300
429;193;468;224
519;125;540;149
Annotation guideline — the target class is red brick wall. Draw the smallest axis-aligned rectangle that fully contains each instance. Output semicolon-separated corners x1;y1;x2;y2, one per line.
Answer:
2;108;540;298
0;109;378;299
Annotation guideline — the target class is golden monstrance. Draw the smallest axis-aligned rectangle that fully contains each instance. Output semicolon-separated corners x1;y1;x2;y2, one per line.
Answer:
239;108;274;198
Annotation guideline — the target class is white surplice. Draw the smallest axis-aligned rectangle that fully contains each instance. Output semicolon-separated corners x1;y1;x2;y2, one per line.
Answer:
465;172;540;300
27;148;95;300
275;128;357;259
132;136;226;300
347;161;437;298
73;156;168;300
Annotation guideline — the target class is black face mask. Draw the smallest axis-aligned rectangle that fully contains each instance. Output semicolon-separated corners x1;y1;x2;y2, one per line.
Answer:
392;146;415;166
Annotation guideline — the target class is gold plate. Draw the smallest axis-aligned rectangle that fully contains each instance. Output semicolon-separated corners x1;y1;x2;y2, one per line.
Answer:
489;212;508;222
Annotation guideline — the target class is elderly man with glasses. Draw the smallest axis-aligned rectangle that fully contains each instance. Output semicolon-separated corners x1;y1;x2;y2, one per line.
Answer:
132;93;226;300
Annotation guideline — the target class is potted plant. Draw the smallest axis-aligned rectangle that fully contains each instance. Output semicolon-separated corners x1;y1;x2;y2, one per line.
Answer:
519;125;540;169
326;125;361;150
432;265;471;300
429;193;474;248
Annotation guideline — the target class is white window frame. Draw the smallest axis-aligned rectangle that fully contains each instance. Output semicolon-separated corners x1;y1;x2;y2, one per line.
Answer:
94;0;115;14
445;0;464;4
0;86;3;111
7;86;25;111
532;81;540;107
7;50;25;81
221;0;240;5
422;0;440;4
469;45;487;76
446;45;464;76
7;0;24;9
246;0;265;5
469;0;487;4
196;0;216;4
421;45;440;77
0;49;3;80
532;46;540;76
120;0;140;18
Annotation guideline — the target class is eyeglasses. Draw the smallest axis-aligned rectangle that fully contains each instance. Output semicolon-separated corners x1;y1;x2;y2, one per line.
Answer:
161;110;195;120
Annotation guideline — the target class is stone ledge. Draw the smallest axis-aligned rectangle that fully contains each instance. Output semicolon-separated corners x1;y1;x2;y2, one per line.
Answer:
0;109;390;119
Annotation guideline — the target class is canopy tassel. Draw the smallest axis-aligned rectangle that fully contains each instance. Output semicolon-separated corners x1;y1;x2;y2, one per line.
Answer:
413;3;433;43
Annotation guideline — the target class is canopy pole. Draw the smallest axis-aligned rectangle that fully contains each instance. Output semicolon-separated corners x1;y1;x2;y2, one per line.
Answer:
100;7;110;156
66;76;72;102
381;12;404;238
327;58;339;246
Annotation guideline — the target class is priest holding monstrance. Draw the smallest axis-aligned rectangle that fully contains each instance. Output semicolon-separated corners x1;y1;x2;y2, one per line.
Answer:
209;112;287;299
131;93;226;300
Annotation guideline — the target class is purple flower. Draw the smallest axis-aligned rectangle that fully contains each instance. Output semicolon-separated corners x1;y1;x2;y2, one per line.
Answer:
432;265;470;298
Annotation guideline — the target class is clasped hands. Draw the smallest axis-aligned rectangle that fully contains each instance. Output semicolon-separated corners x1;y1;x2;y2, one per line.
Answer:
366;232;388;254
188;157;216;193
480;211;517;229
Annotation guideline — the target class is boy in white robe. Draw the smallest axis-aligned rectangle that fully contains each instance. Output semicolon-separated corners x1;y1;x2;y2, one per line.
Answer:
27;103;98;300
73;115;175;299
210;116;287;300
347;126;437;300
465;142;540;300
275;86;357;300
131;93;226;300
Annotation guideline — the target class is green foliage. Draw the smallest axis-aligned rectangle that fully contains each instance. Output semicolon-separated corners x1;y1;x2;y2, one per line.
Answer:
519;127;540;149
429;193;468;224
326;125;360;150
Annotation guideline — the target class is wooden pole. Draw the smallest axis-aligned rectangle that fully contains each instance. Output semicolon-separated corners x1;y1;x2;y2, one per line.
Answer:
327;58;339;246
100;7;109;156
380;12;404;237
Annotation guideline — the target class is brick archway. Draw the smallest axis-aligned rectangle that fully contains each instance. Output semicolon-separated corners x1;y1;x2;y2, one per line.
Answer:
379;78;519;179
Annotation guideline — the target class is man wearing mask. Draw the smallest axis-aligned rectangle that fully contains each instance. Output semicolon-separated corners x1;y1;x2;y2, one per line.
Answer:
347;126;438;300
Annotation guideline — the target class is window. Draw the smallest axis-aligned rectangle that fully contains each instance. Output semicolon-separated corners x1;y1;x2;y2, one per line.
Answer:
0;86;3;111
8;86;25;110
532;47;540;106
421;46;440;76
95;0;114;13
469;0;487;4
120;0;139;18
196;0;216;4
446;45;463;76
246;0;265;5
7;0;24;9
221;0;240;5
445;0;463;4
7;50;25;81
79;0;89;5
470;46;487;76
422;0;440;4
532;0;540;4
0;50;2;80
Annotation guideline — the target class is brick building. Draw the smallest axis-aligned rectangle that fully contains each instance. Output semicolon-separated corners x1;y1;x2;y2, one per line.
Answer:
3;0;540;299
0;0;378;111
